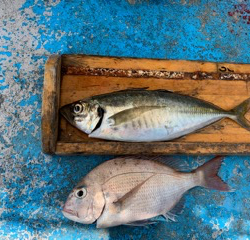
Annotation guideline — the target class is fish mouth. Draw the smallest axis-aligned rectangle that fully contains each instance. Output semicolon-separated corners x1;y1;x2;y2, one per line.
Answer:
62;208;92;224
62;207;76;216
62;207;79;221
60;105;74;124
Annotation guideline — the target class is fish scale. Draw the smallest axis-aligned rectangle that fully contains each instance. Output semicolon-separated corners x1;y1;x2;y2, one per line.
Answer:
98;172;197;227
62;156;231;228
60;89;250;142
89;91;234;141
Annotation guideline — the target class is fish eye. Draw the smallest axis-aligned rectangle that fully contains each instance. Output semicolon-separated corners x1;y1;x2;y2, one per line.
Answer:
75;188;87;199
74;104;83;113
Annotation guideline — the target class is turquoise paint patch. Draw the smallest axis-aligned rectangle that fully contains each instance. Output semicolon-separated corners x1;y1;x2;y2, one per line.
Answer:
1;0;250;239
14;63;21;71
2;36;11;40
0;52;12;57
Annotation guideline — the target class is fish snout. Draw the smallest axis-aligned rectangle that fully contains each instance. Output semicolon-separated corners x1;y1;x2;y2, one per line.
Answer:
63;208;77;217
62;206;75;215
62;200;77;217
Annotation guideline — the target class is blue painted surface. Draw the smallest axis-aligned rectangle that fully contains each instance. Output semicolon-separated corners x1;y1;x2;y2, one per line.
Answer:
1;0;250;239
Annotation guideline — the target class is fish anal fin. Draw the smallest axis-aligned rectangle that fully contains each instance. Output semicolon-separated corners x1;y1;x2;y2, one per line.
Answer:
169;196;185;216
113;174;156;207
162;197;185;222
162;212;178;222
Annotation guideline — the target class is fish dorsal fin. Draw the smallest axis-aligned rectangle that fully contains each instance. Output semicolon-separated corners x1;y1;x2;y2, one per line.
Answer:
107;88;175;93
115;87;149;93
154;89;174;93
108;106;165;126
155;157;189;172
116;155;189;172
113;174;156;207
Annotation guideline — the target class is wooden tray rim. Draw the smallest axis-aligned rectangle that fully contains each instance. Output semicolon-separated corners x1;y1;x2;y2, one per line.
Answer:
42;54;250;155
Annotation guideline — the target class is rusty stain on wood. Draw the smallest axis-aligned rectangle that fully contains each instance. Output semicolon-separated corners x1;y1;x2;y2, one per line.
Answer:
42;54;250;155
62;66;224;81
62;67;185;79
190;72;215;80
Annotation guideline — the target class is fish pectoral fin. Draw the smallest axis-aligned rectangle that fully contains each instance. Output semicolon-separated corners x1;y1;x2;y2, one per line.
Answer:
113;174;156;207
108;106;164;126
124;219;158;227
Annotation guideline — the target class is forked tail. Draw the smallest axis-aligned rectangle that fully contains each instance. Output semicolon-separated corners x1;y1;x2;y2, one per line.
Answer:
230;97;250;131
194;156;230;192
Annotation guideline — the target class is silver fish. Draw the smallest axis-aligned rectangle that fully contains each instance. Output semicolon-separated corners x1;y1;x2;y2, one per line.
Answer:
60;89;250;142
62;156;230;228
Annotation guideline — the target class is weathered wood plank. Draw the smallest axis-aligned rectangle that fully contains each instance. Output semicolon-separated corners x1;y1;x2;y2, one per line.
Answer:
41;55;61;154
55;142;250;155
62;54;218;72
218;63;250;73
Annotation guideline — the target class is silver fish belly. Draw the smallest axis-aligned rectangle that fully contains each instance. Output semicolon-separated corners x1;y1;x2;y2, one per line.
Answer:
60;89;250;142
90;104;226;142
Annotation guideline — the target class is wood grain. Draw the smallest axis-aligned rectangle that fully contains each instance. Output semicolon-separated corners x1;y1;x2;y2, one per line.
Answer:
55;142;250;155
42;54;250;155
62;54;218;72
41;55;61;154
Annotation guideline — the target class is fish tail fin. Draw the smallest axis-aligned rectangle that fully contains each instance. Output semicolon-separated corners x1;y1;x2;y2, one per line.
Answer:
230;97;250;131
194;156;230;192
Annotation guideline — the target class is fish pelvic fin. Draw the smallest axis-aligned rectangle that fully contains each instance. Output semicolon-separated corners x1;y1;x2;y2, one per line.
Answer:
124;219;158;227
230;97;250;131
194;156;230;192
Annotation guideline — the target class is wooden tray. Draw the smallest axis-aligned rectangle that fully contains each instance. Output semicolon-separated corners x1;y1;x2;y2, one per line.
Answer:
41;54;250;155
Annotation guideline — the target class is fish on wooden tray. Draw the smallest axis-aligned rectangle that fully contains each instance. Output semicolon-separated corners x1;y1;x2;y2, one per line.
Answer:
60;89;250;142
62;156;231;228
